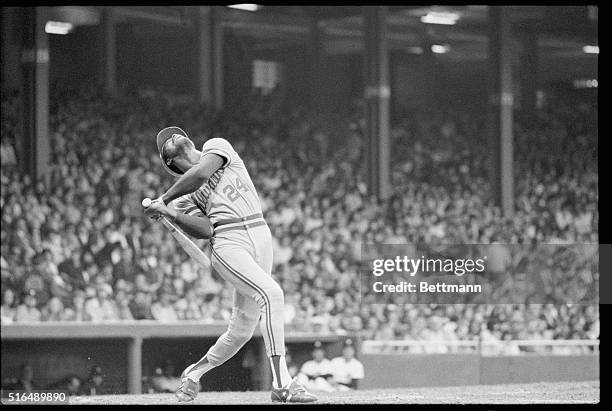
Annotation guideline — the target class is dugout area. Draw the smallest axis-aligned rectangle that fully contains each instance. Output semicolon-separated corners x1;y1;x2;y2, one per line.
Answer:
1;322;598;394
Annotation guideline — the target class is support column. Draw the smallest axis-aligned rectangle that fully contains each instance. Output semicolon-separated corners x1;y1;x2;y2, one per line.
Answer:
211;7;223;110
196;6;223;109
103;8;117;96
1;8;22;88
487;6;514;217
519;22;537;116
421;27;436;113
309;17;324;109
127;337;143;394
363;6;391;200
20;6;50;182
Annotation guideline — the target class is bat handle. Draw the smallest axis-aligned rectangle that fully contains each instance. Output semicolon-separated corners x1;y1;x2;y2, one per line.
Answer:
160;216;177;232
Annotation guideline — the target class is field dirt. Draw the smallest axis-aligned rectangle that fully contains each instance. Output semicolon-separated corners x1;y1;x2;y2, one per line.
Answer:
68;380;599;404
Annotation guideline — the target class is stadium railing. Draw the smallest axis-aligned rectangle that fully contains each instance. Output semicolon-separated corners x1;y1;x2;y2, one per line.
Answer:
361;339;600;355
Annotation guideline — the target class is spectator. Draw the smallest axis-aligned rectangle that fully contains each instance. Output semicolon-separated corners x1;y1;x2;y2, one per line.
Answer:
1;288;17;323
84;288;119;322
115;290;134;321
14;290;41;323
0;136;17;171
41;296;67;321
129;291;153;320
63;289;90;322
151;292;178;322
0;84;598;350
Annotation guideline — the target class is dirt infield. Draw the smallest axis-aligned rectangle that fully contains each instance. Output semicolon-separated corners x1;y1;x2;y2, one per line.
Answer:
69;380;599;404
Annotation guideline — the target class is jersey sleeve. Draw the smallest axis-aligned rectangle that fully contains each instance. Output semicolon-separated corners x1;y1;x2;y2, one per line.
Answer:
201;138;234;168
172;196;205;217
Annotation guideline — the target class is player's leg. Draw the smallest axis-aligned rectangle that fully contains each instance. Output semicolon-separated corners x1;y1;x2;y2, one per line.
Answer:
250;227;293;391
245;226;317;403
185;290;260;380
176;290;259;402
210;245;286;366
198;240;316;403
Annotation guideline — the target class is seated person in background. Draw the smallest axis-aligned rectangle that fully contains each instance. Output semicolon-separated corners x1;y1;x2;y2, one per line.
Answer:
1;288;17;323
150;360;184;393
46;374;82;397
284;346;299;378
41;297;66;321
4;363;38;392
330;339;364;391
150;291;178;322
297;341;335;392
129;291;154;320
15;290;41;323
81;365;108;396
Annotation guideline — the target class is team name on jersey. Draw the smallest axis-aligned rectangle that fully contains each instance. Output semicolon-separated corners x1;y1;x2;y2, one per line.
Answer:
190;167;225;212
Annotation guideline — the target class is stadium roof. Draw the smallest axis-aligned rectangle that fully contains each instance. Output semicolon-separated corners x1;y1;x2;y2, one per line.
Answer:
47;5;598;63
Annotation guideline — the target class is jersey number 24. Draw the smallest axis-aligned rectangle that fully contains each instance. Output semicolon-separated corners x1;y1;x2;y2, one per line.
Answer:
223;178;249;202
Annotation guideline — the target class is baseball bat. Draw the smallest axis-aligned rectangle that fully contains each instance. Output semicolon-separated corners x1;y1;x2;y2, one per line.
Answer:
142;198;211;268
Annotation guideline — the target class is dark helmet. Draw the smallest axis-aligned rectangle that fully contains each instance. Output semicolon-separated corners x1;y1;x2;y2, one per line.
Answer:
156;126;189;177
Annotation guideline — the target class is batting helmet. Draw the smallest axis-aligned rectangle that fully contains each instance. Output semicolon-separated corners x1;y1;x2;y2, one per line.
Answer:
156;126;188;177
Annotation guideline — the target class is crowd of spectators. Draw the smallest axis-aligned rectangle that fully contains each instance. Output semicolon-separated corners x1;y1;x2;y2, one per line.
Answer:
0;83;599;348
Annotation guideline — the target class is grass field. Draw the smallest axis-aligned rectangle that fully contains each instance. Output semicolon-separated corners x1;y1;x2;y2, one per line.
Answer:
68;381;599;405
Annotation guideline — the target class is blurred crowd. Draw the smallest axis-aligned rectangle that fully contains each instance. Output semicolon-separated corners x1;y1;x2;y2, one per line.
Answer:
0;84;599;348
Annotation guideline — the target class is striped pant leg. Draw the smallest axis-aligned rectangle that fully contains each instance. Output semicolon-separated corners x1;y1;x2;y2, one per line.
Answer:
204;289;260;367
211;244;285;358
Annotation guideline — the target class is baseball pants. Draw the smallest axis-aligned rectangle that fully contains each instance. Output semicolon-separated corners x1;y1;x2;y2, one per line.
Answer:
203;223;285;367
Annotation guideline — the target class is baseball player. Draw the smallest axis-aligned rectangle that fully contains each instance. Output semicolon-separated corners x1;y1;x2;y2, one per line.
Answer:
143;127;317;403
330;339;364;390
297;341;336;392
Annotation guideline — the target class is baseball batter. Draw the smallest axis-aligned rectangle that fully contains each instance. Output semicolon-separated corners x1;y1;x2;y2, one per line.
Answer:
143;126;317;403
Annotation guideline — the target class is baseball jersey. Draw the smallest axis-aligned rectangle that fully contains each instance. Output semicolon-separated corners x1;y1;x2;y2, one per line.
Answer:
330;357;364;385
172;138;262;226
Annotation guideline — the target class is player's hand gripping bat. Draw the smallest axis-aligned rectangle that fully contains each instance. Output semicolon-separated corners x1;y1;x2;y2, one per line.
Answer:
142;198;211;268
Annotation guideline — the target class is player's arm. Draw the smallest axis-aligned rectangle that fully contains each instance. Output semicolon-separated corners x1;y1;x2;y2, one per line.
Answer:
168;208;213;240
144;202;213;239
160;154;224;205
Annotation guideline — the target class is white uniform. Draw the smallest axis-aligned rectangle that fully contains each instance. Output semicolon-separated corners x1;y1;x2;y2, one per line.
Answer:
297;359;336;392
173;138;285;363
300;359;334;379
330;357;364;388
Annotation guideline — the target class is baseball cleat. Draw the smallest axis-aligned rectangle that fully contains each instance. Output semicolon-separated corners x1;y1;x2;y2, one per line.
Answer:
175;378;199;402
175;364;199;402
271;378;318;403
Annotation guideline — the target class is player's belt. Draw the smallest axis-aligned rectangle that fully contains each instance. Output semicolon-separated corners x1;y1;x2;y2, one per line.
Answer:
213;213;266;234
